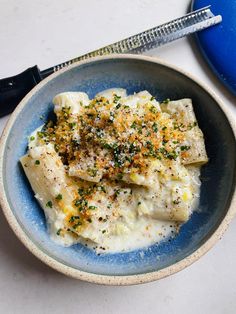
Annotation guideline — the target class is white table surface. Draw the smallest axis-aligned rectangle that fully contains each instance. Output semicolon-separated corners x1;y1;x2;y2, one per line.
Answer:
1;1;236;313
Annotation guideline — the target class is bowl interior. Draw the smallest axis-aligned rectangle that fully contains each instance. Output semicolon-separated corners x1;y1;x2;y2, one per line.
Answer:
2;57;236;276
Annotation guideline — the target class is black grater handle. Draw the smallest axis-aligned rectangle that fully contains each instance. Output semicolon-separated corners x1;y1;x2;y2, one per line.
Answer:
0;66;43;117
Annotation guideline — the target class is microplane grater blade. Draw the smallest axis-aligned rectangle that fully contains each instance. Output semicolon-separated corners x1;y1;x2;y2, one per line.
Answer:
52;6;222;72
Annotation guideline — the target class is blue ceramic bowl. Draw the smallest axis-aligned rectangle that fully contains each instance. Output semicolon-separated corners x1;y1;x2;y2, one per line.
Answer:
0;55;236;285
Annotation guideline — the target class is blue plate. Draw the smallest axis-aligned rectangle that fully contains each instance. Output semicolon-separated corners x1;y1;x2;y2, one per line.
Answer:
192;0;236;95
0;55;236;284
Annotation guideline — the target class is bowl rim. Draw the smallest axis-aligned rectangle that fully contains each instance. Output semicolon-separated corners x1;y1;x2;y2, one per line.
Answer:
0;53;236;286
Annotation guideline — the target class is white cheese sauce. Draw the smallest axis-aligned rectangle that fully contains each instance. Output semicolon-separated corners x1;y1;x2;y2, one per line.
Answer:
21;89;205;254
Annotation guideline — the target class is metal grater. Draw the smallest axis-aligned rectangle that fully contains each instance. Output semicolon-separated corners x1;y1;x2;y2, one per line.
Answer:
43;5;222;75
0;5;222;117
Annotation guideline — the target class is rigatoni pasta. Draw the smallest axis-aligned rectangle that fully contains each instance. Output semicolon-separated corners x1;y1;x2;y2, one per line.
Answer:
20;89;208;253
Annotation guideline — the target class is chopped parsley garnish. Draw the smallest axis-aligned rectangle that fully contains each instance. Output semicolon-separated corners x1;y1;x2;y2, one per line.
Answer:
78;187;94;197
116;173;123;180
146;140;153;148
72;222;82;229
54;144;59;152
103;142;113;149
69;122;77;129
74;198;88;209
56;228;62;236
55;194;62;200
30;136;35;141
69;215;80;223
162;98;170;104
35;160;40;165
95;128;104;138
187;122;197;130
180;145;191;151
129;142;141;154
87;167;98;177
69;215;83;229
113;94;121;103
61;106;71;116
78;188;85;196
149;105;158;114
86;113;95;118
152;122;158;132
158;147;178;160
125;156;132;163
166;151;178;160
88;206;97;210
46;201;52;208
37;131;46;138
114;189;121;197
108;111;115;123
131;121;137;129
113;145;124;168
99;186;106;193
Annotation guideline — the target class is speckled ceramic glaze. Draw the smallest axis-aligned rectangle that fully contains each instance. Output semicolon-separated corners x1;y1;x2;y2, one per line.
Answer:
0;55;236;285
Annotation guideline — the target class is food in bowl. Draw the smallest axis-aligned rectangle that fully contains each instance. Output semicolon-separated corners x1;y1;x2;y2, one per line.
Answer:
20;88;208;253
